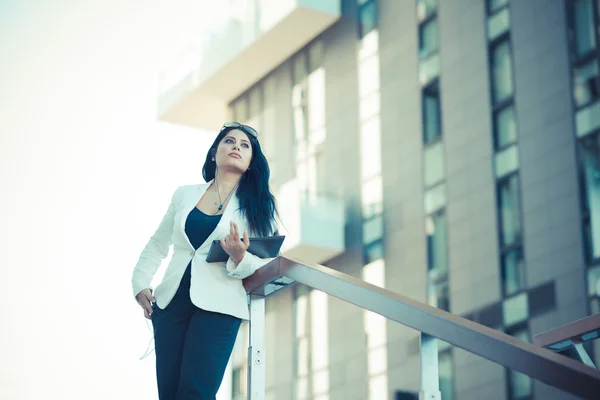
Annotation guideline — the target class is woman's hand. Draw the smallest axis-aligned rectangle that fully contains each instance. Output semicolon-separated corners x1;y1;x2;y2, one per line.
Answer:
221;221;249;265
135;288;156;319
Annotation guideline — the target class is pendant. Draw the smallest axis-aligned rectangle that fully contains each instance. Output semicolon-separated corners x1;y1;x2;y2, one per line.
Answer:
218;204;223;211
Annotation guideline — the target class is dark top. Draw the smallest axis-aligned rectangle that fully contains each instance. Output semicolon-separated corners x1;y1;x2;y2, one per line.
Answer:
180;207;222;287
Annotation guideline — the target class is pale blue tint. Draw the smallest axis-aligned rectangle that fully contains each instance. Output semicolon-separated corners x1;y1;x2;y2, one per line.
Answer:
508;329;533;398
363;214;384;245
502;249;525;296
364;240;384;264
419;18;439;58
494;144;519;178
487;8;510;41
573;60;599;107
439;350;454;400
424;183;446;214
495;105;518;149
580;135;600;260
426;212;448;276
358;0;377;38
576;101;600;138
419;53;440;85
492;41;514;104
423;81;441;144
502;292;528;327
588;265;600;296
489;0;509;13
424;140;445;187
498;174;522;246
427;279;450;311
417;0;438;21
574;0;597;57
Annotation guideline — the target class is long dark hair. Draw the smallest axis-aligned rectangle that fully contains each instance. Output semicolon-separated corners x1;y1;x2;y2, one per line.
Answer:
202;127;279;237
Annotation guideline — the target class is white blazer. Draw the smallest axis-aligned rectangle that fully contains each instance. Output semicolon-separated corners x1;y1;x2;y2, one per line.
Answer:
131;181;277;321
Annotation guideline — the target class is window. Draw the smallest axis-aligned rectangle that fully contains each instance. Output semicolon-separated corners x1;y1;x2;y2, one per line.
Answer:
423;140;445;187
423;80;442;144
419;18;439;58
506;328;533;399
426;211;448;276
363;214;384;245
495;144;520;178
494;105;518;149
498;174;522;247
427;279;450;311
572;0;597;57
417;0;438;21
573;60;599;108
491;40;514;104
358;0;377;38
488;0;509;14
487;7;510;41
424;183;446;214
364;239;384;265
501;248;525;296
580;133;600;262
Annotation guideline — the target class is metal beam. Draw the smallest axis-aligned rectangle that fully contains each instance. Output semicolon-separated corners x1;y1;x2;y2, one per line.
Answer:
243;257;600;399
534;313;600;350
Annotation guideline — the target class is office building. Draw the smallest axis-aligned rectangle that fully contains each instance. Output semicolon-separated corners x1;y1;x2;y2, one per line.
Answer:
158;0;600;399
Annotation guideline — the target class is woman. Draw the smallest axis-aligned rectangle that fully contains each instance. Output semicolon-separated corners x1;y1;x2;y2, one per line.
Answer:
132;122;279;400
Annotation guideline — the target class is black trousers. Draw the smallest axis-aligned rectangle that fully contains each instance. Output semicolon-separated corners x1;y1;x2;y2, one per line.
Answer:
151;266;241;400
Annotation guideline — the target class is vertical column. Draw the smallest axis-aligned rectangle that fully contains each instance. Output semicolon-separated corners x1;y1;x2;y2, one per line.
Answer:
419;333;441;400
247;295;266;400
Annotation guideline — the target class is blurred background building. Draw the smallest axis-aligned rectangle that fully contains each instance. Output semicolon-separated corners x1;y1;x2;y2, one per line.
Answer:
157;0;600;399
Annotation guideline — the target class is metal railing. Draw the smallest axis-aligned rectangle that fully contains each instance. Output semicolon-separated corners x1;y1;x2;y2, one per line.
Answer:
534;313;600;369
242;256;600;399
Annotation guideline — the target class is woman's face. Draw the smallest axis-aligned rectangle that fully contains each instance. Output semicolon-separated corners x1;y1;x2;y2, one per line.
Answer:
214;129;253;173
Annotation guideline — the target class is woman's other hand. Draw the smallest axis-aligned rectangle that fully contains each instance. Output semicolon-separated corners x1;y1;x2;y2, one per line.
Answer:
221;221;250;265
135;288;156;319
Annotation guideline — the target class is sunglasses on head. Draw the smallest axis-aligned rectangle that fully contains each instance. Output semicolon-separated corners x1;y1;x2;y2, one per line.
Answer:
220;122;258;139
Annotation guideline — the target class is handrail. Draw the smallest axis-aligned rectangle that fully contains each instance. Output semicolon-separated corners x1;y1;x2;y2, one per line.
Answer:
243;256;600;399
534;313;600;369
534;313;600;350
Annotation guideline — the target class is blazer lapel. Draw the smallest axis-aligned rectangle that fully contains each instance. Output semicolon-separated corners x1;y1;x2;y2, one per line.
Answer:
197;187;239;251
177;181;240;251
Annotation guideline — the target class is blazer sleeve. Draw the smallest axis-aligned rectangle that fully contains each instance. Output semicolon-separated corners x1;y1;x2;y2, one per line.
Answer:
131;186;181;297
225;218;281;280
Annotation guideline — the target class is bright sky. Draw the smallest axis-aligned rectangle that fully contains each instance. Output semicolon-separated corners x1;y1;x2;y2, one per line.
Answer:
0;1;231;398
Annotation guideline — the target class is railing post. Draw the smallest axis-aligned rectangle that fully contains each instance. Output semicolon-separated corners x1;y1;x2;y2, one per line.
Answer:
419;333;442;400
573;341;597;369
247;295;266;400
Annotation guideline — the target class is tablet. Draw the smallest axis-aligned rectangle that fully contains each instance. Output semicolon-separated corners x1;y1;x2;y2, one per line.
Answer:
205;235;286;263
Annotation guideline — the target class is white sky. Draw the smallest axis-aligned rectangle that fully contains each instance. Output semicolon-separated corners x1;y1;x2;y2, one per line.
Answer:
0;1;230;398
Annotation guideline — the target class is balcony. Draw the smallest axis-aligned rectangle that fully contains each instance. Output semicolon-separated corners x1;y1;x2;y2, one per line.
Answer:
158;0;341;130
277;178;345;264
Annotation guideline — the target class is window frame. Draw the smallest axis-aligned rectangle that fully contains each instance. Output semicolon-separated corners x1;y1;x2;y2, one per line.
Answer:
487;0;510;16
566;0;600;62
422;78;443;145
492;101;518;151
576;130;600;266
358;0;378;39
489;34;516;106
505;322;534;400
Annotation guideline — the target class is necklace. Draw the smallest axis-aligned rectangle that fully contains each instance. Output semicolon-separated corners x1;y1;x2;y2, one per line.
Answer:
214;177;240;215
